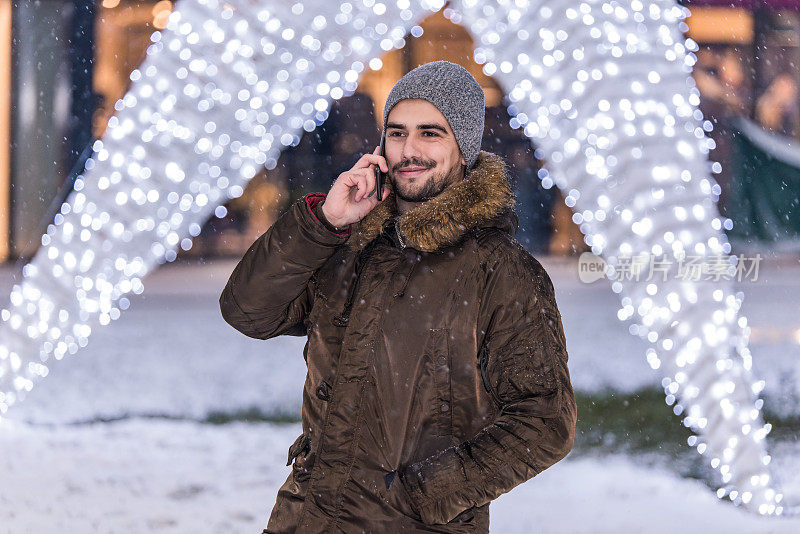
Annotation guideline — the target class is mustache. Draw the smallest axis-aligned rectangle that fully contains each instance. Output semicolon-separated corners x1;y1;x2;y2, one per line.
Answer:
392;158;435;172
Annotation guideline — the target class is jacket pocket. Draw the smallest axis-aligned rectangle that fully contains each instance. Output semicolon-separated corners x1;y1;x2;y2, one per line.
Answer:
451;505;475;524
427;328;453;440
480;338;563;418
479;344;503;411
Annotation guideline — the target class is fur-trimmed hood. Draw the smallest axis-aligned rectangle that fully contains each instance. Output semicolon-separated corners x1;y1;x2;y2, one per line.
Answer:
346;151;518;253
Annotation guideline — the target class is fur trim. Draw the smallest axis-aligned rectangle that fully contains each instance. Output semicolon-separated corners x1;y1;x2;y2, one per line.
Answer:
346;151;516;252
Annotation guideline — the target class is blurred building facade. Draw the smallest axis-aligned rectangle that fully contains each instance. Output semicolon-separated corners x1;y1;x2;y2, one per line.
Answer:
1;1;799;264
684;1;800;244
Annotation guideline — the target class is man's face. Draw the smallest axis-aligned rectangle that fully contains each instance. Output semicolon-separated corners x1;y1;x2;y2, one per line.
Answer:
384;99;466;203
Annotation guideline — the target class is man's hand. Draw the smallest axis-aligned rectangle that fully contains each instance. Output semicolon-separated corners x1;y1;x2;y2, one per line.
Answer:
321;146;390;228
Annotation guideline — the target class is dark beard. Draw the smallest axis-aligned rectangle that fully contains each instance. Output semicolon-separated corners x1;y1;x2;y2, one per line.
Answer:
389;162;464;203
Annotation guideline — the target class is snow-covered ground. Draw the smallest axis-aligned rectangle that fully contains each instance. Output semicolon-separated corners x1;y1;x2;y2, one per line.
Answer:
1;418;799;533
0;252;799;532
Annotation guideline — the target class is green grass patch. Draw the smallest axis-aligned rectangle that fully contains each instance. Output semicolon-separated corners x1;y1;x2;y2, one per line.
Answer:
574;387;800;455
574;388;692;457
571;387;800;488
203;407;300;425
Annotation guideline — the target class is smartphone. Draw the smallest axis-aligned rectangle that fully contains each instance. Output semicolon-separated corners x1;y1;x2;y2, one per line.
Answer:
375;136;385;201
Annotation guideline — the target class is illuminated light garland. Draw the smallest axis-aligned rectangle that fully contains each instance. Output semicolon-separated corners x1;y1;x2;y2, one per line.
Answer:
0;0;788;516
451;0;785;515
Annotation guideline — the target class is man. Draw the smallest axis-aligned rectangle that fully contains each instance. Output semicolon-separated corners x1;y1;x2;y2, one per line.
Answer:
220;60;576;533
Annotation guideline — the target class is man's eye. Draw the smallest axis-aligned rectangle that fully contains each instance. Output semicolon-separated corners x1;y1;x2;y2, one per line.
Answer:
423;131;439;137
388;131;404;136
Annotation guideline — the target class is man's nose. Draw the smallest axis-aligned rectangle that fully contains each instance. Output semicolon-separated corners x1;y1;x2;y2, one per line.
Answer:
400;135;424;161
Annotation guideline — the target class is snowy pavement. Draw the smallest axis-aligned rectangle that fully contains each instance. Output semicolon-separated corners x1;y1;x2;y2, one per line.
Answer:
0;252;799;532
1;418;799;533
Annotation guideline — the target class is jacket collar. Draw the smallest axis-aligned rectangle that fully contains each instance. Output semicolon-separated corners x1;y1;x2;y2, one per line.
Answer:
346;151;518;253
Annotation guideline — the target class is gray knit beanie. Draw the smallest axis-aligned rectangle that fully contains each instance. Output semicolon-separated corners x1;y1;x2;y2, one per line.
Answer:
381;60;485;169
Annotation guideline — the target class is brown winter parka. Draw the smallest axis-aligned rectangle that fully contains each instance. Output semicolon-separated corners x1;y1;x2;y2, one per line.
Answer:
219;151;577;533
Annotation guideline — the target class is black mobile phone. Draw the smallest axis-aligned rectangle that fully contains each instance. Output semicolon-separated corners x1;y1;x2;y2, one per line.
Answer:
375;137;385;201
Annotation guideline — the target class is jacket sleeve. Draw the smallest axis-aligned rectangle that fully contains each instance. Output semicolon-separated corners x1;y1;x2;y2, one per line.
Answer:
219;193;351;340
397;243;577;525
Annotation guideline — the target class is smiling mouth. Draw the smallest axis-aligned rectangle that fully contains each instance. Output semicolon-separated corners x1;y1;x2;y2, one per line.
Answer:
397;167;429;176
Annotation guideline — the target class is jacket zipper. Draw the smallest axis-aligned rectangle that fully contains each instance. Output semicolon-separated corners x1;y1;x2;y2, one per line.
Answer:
479;344;502;409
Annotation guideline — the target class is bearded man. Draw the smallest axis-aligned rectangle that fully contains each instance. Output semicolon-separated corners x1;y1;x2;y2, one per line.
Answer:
220;60;577;533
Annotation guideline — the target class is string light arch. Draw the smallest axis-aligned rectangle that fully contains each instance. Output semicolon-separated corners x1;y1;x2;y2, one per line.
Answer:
0;0;788;516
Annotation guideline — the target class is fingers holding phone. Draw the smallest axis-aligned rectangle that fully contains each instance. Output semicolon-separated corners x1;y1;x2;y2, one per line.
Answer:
321;146;390;229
